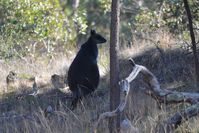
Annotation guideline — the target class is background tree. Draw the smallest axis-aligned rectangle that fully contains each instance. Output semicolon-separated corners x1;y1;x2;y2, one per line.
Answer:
183;0;199;86
109;0;120;132
72;0;80;45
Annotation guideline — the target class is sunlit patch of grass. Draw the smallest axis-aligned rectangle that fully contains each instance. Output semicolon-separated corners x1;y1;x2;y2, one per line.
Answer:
18;73;34;79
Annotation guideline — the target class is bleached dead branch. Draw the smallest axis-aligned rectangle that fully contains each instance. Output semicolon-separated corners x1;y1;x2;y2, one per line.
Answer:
126;58;199;105
126;58;199;132
91;79;130;133
92;58;199;133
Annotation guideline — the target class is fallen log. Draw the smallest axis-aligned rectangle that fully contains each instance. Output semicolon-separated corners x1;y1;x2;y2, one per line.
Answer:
127;58;199;132
92;58;199;133
126;58;199;105
156;102;199;133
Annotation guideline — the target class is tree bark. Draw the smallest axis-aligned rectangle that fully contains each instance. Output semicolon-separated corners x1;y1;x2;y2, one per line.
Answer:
183;0;199;86
109;0;121;132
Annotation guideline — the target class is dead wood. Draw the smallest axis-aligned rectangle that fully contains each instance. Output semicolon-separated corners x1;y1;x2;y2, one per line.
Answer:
92;58;199;133
91;79;130;133
126;58;199;132
126;58;199;105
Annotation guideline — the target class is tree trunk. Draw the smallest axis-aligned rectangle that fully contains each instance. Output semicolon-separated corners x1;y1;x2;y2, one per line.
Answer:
72;0;80;46
183;0;199;86
109;0;120;133
72;0;79;11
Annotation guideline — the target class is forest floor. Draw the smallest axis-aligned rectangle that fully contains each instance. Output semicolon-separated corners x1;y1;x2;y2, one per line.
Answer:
0;32;199;133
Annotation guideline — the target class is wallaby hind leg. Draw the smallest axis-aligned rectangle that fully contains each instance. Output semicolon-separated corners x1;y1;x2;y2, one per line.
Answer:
70;97;79;110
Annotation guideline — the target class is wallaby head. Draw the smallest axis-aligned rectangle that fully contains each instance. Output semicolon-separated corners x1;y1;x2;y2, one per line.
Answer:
90;29;106;44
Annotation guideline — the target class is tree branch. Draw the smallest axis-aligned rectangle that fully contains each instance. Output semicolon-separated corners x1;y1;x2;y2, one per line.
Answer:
126;58;199;105
126;59;199;131
91;79;130;133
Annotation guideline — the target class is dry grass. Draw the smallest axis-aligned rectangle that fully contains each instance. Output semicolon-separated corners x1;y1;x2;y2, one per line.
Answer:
0;31;199;133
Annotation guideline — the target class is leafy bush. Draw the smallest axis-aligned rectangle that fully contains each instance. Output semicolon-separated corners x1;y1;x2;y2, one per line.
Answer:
134;0;199;38
0;0;88;59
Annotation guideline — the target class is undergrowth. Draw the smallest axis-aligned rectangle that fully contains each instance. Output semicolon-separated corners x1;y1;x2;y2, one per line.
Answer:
0;31;199;133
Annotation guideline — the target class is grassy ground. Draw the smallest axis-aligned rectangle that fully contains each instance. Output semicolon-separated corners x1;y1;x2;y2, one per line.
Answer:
0;31;199;133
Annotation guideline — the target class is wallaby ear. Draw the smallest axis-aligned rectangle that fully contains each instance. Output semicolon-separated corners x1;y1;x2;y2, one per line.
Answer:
90;29;96;35
128;58;135;67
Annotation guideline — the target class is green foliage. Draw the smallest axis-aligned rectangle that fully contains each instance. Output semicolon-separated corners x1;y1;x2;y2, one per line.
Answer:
0;0;114;59
135;8;159;32
99;0;111;13
73;9;88;35
134;0;199;40
0;0;88;59
1;0;198;59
